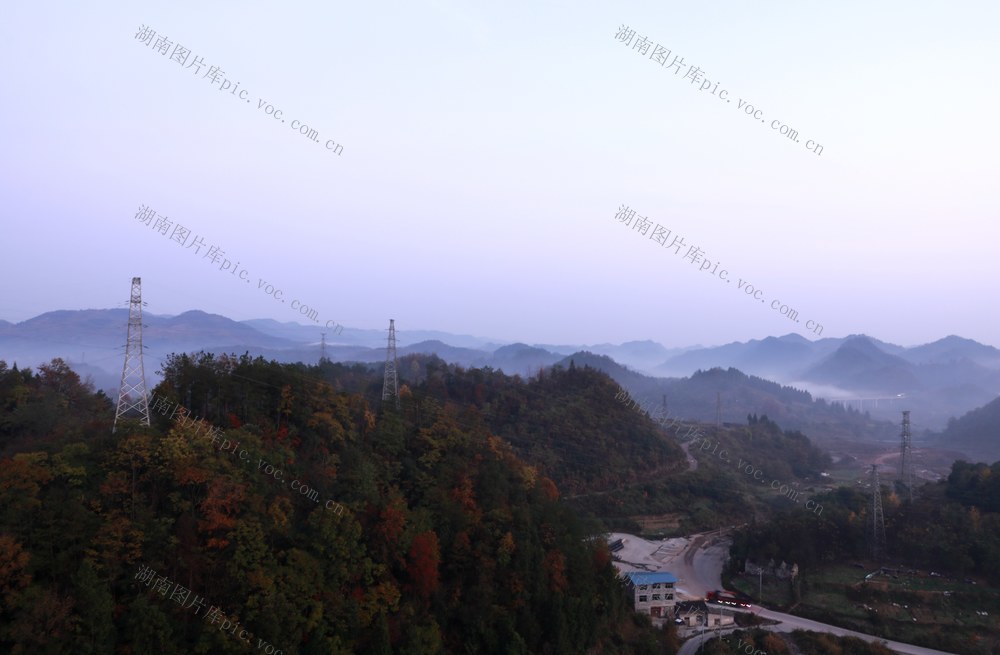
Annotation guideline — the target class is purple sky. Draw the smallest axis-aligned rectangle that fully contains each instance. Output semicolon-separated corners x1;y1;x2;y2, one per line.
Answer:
2;1;998;349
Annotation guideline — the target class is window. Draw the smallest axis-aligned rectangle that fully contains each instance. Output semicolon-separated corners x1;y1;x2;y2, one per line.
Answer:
666;594;673;600
638;595;648;603
652;583;661;589
638;585;648;591
652;594;661;601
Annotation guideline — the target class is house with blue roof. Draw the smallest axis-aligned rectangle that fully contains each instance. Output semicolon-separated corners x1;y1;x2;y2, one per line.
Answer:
624;571;677;618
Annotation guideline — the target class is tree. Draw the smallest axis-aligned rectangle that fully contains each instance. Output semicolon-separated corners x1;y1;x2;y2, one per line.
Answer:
406;531;441;602
71;560;116;654
0;534;31;614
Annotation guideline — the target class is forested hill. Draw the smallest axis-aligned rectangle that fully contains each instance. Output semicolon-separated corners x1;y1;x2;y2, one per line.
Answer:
405;358;688;495
148;352;688;497
932;396;1000;462
728;459;1000;653
0;357;679;654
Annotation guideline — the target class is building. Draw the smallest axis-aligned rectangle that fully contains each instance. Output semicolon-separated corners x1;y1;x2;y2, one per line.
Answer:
624;571;677;618
674;601;705;627
673;600;737;629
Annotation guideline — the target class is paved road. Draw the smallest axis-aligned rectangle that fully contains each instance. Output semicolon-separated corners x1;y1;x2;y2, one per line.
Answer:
668;528;733;599
676;607;957;655
676;627;744;655
680;440;698;472
673;531;958;655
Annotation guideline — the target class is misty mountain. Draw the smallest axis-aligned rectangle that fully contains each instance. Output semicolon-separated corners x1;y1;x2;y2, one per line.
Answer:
0;310;300;386
399;340;489;367
932;396;1000;462
0;310;552;392
650;333;1000;430
579;339;687;372
900;334;1000;366
241;318;504;350
652;333;914;380
491;343;564;375
557;351;896;444
800;335;922;392
654;334;819;380
652;333;829;379
6;309;1000;435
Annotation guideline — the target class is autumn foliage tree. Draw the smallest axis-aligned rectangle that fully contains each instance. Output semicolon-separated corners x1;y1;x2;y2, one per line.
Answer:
0;356;676;654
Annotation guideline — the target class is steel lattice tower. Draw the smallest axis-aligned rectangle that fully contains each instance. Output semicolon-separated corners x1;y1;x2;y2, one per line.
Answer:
868;464;886;562
319;332;329;364
898;410;914;501
381;319;399;409
113;277;150;433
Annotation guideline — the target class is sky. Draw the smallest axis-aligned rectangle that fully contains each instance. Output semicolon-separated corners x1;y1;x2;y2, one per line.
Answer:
2;1;998;349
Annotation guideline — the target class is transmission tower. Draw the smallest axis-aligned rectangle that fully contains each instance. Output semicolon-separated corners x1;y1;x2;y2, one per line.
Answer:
113;277;150;433
898;410;914;501
381;319;399;409
319;332;329;364
868;465;886;562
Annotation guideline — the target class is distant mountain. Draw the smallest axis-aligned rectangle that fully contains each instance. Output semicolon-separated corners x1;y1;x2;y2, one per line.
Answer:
800;336;922;392
239;318;383;346
240;319;503;350
0;310;301;377
556;351;895;444
155;310;299;350
932;396;1000;462
582;340;683;372
399;340;489;368
491;343;563;376
652;333;832;379
63;359;121;397
6;310;694;392
648;333;1000;430
6;309;1000;434
4;309;296;350
652;333;912;380
901;335;1000;366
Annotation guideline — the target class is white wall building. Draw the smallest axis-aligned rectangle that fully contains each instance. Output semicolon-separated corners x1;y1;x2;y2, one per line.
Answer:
624;571;678;619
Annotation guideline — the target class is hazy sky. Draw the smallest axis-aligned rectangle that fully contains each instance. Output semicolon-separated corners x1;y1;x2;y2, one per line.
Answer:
2;1;997;349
